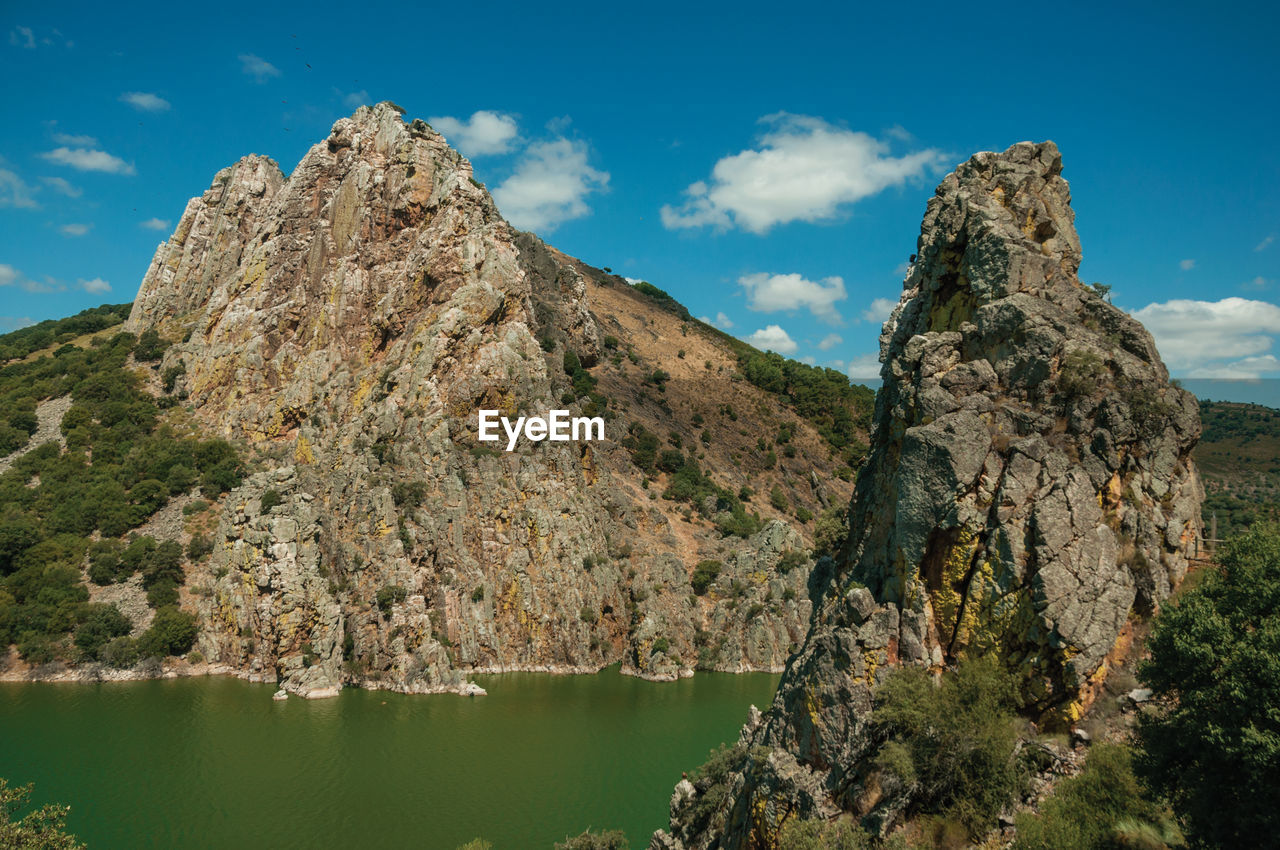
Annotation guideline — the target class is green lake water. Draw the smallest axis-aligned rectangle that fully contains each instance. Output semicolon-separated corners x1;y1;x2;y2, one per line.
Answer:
0;667;779;849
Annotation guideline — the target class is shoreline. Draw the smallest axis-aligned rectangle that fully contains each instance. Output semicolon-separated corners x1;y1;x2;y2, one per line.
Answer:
0;656;783;696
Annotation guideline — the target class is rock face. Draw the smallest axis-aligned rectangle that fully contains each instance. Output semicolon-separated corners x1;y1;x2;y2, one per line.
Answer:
128;103;843;698
655;142;1203;848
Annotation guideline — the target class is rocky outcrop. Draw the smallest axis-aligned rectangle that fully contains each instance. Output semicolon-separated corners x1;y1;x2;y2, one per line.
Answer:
654;141;1203;847
128;103;843;698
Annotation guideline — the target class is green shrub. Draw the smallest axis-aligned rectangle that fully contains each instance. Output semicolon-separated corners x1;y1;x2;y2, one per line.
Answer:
137;606;198;657
73;604;132;661
0;777;85;849
259;490;284;512
470;586;485;603
1058;349;1108;401
691;560;722;595
554;829;629;849
769;486;788;510
376;585;408;616
1137;523;1280;847
186;533;214;562
872;656;1025;837
1013;743;1182;850
778;818;872;849
133;328;169;362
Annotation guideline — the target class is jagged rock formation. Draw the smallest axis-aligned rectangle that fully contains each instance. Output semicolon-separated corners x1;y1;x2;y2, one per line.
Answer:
128;103;852;697
654;141;1203;848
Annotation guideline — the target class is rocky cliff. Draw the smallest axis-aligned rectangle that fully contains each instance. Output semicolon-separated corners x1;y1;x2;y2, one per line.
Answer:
654;141;1203;848
127;103;860;697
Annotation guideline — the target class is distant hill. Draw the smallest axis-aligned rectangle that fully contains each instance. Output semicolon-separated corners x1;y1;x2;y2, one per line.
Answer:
1195;400;1280;537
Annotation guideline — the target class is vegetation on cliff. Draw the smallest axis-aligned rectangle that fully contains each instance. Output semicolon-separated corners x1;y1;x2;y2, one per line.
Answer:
0;323;240;666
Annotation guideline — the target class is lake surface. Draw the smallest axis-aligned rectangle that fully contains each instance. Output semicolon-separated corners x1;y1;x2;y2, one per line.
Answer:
0;667;779;849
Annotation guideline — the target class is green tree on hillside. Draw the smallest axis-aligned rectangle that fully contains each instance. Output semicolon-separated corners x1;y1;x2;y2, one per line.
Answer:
1137;523;1280;848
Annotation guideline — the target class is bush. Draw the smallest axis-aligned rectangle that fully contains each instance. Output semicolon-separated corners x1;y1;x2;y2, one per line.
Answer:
555;830;629;849
376;585;408;616
132;328;169;362
0;777;85;849
259;490;284;512
691;560;722;595
1137;523;1280;847
74;604;132;661
813;506;849;556
778;819;872;849
186;533;214;562
101;636;140;668
137;606;197;657
872;656;1025;837
1058;349;1108;401
769;486;788;511
1013;743;1182;850
470;586;485;603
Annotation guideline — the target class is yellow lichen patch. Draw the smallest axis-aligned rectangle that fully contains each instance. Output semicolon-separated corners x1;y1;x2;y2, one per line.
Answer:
294;435;315;464
804;685;821;730
351;375;375;411
928;526;978;643
928;285;977;333
862;650;880;685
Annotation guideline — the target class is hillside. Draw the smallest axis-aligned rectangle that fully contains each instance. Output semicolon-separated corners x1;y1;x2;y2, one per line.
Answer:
0;103;871;694
1195;400;1280;537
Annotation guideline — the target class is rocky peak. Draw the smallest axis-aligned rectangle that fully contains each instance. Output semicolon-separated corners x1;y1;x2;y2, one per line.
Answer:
655;141;1203;848
125;104;846;701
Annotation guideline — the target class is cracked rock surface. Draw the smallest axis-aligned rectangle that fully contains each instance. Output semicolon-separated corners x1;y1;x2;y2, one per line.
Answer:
654;141;1203;849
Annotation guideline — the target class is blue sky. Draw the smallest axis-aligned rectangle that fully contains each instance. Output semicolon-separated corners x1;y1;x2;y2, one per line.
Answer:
2;0;1278;382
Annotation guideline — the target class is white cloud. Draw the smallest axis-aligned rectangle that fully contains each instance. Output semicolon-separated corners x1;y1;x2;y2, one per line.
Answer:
800;355;817;365
1131;297;1280;377
492;138;608;233
0;169;38;208
0;264;59;293
10;26;35;49
742;324;797;355
738;272;847;323
698;311;735;330
59;223;91;236
341;89;370;109
79;277;111;294
120;91;170;112
860;297;897;324
40;146;135;175
140;217;171;231
661;113;947;234
1257;235;1275;252
846;353;882;380
238;53;280;82
817;333;842;351
1179;258;1195;271
1184;355;1280;379
52;132;98;146
41;176;81;197
1244;276;1271;290
428;110;519;157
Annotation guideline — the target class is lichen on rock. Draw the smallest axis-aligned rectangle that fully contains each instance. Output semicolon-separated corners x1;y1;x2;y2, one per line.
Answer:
654;141;1203;849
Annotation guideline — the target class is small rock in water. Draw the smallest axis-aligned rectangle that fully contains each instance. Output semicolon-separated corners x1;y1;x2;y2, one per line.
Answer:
272;689;288;701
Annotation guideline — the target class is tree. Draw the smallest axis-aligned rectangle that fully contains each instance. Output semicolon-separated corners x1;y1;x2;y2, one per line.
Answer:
1137;523;1280;847
554;830;629;849
137;606;198;657
0;778;84;849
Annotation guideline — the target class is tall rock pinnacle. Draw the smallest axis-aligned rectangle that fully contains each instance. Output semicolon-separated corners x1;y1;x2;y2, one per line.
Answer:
656;141;1203;848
